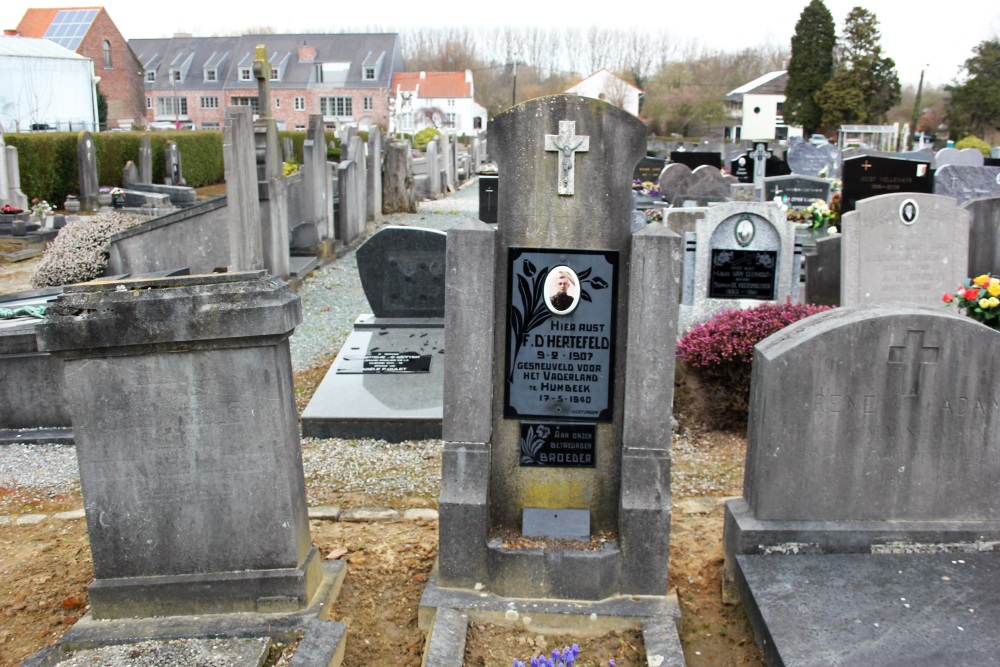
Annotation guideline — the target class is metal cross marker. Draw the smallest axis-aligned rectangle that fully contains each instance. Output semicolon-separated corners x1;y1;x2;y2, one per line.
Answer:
544;120;589;196
887;330;939;397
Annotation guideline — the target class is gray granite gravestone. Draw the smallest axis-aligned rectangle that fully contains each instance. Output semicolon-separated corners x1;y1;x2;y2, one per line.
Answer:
933;164;1000;205
764;174;833;209
723;304;1000;666
301;227;445;441
138;135;152;184
425;139;441;198
4;145;28;210
76;131;99;212
164;141;184;186
301;114;328;241
804;234;841;306
367;127;383;223
786;141;834;177
678;201;798;335
122;160;139;186
0;132;8;207
841;193;969;307
223;106;264;271
964;196;1000;276
35;272;323;619
936;146;985;168
685;164;732;198
657;162;693;203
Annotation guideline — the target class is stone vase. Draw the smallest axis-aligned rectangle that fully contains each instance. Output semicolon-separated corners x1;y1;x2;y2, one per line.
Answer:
98;193;112;207
64;199;80;214
11;220;27;236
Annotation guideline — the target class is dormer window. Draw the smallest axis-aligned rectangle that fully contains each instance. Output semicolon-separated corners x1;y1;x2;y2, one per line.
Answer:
145;70;156;82
364;66;376;80
270;67;279;81
172;69;182;82
239;67;252;81
205;68;217;82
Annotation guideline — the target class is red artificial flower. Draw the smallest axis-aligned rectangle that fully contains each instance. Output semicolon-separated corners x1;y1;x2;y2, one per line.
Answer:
965;288;980;301
942;293;954;303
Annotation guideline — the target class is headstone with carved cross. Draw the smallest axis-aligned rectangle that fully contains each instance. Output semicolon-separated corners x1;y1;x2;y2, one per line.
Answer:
434;93;686;633
840;192;968;307
723;303;1000;664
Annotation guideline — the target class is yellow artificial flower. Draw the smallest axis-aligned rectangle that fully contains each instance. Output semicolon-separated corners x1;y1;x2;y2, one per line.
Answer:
989;282;1000;297
973;274;991;287
979;298;991;309
990;297;1000;308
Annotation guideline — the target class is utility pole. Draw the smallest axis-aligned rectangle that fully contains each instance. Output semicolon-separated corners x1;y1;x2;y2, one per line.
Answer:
910;65;927;141
511;57;518;108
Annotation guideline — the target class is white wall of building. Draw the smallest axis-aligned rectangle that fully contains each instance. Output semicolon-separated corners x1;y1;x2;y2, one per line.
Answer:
566;70;641;117
393;93;486;136
0;39;98;133
741;93;782;141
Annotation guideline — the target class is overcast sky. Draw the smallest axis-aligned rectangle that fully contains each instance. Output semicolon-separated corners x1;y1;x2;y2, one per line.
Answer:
3;0;998;87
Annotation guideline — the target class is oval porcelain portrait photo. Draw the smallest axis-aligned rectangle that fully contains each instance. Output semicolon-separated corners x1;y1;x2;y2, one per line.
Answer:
545;266;580;315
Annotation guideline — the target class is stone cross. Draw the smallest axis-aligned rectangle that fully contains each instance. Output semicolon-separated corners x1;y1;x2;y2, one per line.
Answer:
252;45;272;120
750;142;769;202
887;330;939;397
544;120;589;196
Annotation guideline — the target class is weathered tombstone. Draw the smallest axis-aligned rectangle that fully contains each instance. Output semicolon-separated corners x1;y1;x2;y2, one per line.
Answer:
282;136;294;163
633;155;665;184
301;113;329;241
841;154;933;213
223;106;264;271
4;145;28;210
764;174;833;209
301;227;446;440
367;127;383;223
35;272;324;619
76;131;99;212
804;233;841;306
685;164;733;198
963;196;1000;276
670;150;721;170
252;45;289;278
724;304;1000;666
164;141;184;186
336;159;364;244
138;135;152;184
786;141;834;177
425;140;441;198
657;162;693;203
933;164;1000;205
122;160;139;186
841;192;968;307
679;201;798;334
936;146;985;168
0;133;7;207
818;142;841;178
382;139;416;214
349;136;368;222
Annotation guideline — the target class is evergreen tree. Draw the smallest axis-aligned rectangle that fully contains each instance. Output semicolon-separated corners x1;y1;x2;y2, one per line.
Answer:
784;0;836;134
946;39;1000;140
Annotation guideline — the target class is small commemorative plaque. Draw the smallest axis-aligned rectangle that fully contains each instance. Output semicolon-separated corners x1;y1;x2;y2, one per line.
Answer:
708;249;777;300
519;422;596;468
336;351;432;374
504;248;618;421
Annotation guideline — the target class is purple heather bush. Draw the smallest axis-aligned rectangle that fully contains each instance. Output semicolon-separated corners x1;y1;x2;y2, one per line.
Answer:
30;211;140;288
676;302;832;429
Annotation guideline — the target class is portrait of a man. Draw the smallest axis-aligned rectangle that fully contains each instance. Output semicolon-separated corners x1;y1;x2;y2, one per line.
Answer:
546;267;579;314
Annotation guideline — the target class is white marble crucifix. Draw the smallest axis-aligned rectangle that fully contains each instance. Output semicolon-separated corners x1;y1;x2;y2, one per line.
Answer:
544;120;589;196
749;142;769;202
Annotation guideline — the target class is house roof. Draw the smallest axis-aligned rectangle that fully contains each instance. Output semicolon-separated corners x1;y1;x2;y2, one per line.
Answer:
726;70;787;101
130;33;403;92
392;71;472;98
16;7;102;51
0;34;88;59
566;68;643;94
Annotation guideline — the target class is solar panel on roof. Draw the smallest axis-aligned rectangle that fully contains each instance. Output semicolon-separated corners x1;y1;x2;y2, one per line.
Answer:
43;8;98;52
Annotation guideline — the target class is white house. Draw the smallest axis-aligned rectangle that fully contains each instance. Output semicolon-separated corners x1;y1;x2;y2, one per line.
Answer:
725;70;803;143
565;69;642;117
0;35;99;133
390;70;487;136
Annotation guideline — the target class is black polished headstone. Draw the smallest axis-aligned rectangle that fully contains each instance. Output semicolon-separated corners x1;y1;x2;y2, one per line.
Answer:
633;156;666;183
356;226;447;318
764;175;833;209
841;155;933;213
729;153;790;183
479;175;498;224
670;151;721;170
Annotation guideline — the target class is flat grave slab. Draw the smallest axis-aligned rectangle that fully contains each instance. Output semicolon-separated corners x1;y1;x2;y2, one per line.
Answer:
300;316;443;441
736;553;1000;667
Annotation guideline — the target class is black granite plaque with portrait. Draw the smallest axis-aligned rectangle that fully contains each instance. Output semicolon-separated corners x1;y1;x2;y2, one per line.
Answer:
504;248;618;422
709;249;778;300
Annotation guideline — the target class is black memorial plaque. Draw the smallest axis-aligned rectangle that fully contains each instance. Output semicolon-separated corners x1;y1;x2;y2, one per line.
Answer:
337;351;432;374
841;155;933;213
479;175;498;224
709;249;777;300
504;248;618;422
519;422;596;467
633;156;666;183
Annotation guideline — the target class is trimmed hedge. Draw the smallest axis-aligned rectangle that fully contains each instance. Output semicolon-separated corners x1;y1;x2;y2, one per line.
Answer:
6;130;225;207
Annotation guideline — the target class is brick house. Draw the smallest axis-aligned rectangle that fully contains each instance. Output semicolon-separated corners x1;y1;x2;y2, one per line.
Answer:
15;7;146;129
128;33;403;132
389;70;487;136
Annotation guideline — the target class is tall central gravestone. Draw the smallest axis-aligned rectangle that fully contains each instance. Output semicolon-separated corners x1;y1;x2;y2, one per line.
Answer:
437;95;681;600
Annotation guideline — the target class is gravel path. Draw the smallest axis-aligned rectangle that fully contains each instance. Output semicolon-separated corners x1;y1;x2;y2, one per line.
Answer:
0;184;480;513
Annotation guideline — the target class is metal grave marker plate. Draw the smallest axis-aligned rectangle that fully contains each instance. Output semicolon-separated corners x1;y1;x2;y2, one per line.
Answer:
519;422;596;467
504;248;618;421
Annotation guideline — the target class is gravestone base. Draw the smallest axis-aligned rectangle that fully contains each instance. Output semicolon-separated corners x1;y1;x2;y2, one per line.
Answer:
88;545;324;619
22;561;347;667
485;541;622;600
732;553;1000;667
419;569;686;667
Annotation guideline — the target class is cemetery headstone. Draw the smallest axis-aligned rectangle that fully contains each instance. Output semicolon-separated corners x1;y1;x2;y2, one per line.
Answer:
936;146;985;168
633;156;666;184
804;234;841;306
426;140;441;198
841;154;933;213
764;174;833;209
76;131;99;212
4;145;28;210
139;135;152;184
282;137;295;163
723;304;1000;665
933;164;1000;205
657;162;694;203
963;196;1000;277
0;133;7;207
122;160;139;186
685;165;733;199
301;226;446;441
302;113;329;240
367;127;383;223
382;139;416;214
164;141;184;186
786;141;834;177
223;106;264;271
670;151;721;170
253;46;290;278
436;94;681;604
841;192;968;306
479;174;498;224
35;272;323;618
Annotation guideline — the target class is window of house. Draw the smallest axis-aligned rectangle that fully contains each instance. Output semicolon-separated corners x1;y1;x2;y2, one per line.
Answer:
205;68;217;82
102;40;111;69
363;96;373;111
363;66;376;80
295;124;306;130
275;98;280;109
172;69;182;82
270;67;279;81
447;99;455;107
201;122;220;129
156;97;188;116
145;70;156;82
146;97;152;109
446;112;456;128
231;96;259;115
200;96;219;109
294;96;305;111
320;96;352;117
239;67;252;81
401;112;413;130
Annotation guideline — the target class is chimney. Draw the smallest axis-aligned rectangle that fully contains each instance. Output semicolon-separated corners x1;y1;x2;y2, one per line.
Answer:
419;71;426;79
3;29;20;36
298;45;316;63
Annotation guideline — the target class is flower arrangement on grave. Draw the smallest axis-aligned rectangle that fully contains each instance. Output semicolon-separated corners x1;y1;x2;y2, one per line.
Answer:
511;644;617;667
631;179;661;197
644;208;664;223
804;199;834;229
943;273;1000;329
30;198;53;221
110;187;125;206
1;204;24;215
283;161;300;176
